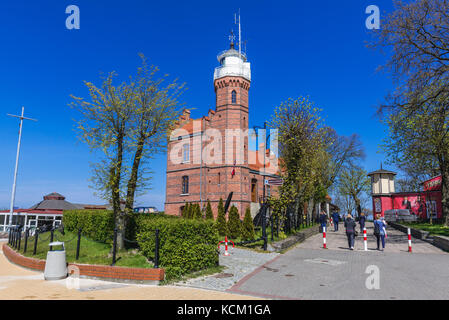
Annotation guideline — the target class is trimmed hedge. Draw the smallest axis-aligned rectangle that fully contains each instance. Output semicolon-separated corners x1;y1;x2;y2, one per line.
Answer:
137;217;219;280
63;210;114;243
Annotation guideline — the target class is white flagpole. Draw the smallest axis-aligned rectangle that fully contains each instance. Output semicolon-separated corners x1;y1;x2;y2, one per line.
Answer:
7;107;37;230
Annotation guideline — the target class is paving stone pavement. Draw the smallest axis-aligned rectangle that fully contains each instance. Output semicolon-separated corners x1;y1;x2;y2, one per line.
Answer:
223;221;449;299
175;247;279;291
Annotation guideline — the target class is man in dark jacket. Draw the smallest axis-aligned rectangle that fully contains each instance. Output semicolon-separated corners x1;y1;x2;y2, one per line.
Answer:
332;211;340;232
319;210;328;232
344;214;356;250
359;212;366;233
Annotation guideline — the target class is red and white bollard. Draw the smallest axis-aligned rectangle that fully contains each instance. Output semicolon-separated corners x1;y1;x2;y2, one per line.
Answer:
363;227;367;251
218;236;235;256
330;217;334;227
323;226;327;249
407;228;412;253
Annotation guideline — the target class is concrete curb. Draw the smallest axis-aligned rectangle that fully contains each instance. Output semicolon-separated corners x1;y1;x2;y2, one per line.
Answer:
2;243;165;284
270;225;320;252
388;222;449;252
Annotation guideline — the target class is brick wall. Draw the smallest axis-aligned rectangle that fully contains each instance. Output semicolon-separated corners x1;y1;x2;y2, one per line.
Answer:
2;244;165;282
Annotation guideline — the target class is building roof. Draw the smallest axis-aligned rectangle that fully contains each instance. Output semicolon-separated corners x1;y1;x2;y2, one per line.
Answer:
367;169;397;176
29;199;78;211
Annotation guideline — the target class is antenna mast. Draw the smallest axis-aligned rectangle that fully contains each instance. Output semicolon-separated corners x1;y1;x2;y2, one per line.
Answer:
235;10;241;58
238;9;241;58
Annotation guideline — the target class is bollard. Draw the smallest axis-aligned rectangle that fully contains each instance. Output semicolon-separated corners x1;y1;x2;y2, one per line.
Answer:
363;227;367;251
408;228;412;253
154;229;160;268
33;230;39;255
111;229;117;266
323;226;327;249
17;227;22;251
14;228;18;249
262;210;267;251
76;228;82;260
218;236;235;256
50;229;54;251
24;228;29;254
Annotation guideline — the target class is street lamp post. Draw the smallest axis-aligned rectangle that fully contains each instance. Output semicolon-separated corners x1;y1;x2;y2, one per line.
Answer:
6;107;37;231
253;122;270;204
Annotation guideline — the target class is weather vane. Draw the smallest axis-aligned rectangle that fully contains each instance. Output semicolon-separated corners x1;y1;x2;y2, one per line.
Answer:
229;29;236;45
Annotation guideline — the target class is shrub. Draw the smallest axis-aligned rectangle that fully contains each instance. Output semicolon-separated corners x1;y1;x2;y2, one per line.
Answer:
205;200;214;220
242;207;255;240
181;204;187;218
137;217;219;280
63;210;114;243
216;198;227;236
227;205;242;239
193;203;202;220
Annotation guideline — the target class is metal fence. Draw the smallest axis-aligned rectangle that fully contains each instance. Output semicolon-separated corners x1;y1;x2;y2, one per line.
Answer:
7;225;160;268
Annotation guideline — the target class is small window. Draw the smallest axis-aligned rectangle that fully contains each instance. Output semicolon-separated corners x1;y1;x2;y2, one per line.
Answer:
183;143;189;163
182;176;189;194
232;90;237;104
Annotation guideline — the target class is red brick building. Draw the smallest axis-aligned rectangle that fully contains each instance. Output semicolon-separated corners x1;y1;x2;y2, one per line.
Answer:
164;42;280;218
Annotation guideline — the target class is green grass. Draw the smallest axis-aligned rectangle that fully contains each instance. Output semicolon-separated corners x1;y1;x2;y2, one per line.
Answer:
402;222;449;237
15;230;153;269
231;222;317;250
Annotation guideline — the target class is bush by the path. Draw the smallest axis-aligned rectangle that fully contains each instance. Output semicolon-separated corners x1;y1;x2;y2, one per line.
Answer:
216;198;227;236
137;217;219;280
227;205;242;239
205;200;214;220
63;210;114;243
242;207;256;240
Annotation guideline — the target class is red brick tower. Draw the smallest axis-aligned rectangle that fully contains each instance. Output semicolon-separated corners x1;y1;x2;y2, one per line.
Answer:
164;40;254;217
208;42;252;215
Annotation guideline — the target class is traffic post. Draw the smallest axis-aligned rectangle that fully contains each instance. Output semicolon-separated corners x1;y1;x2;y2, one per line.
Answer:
323;226;327;249
363;227;367;251
218;236;235;256
408;228;412;253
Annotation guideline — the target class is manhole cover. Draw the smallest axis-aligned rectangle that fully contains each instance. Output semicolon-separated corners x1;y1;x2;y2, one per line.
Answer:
304;258;346;266
285;274;295;277
263;267;279;272
214;273;234;278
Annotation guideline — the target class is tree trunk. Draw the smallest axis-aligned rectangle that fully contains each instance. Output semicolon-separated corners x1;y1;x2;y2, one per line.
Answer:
113;132;125;251
441;166;449;227
125;133;146;213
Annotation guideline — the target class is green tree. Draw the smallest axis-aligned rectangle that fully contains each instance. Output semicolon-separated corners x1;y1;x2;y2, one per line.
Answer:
338;166;371;217
241;207;255;241
182;203;189;219
216;198;227;236
369;0;449;225
193;203;202;220
205;200;214;220
227;205;242;240
268;96;328;226
70;54;186;249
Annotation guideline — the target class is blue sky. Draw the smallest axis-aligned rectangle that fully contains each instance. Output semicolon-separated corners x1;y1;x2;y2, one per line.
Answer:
0;0;397;210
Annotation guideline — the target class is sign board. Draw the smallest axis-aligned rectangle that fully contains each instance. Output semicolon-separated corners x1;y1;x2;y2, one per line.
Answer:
265;179;283;186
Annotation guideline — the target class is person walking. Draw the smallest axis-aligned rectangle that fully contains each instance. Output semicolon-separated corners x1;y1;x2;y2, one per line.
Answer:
332;211;340;232
374;214;387;251
359;212;366;233
319;210;328;232
344;214;356;250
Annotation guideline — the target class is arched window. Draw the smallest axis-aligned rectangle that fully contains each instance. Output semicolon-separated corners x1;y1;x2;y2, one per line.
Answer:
182;176;189;194
183;143;189;163
231;90;237;104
